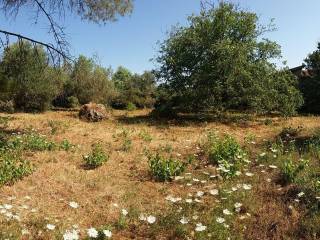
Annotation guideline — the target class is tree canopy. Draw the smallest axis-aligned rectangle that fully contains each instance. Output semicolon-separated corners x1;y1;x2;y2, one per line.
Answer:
154;2;303;116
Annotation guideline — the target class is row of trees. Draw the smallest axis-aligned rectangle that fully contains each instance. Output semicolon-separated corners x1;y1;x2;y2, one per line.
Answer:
0;42;156;112
0;2;319;116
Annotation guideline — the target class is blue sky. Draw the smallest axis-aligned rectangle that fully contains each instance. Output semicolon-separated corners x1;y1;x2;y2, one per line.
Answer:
1;0;320;73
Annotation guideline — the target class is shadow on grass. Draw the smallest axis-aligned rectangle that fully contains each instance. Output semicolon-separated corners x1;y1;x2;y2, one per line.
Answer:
116;111;267;128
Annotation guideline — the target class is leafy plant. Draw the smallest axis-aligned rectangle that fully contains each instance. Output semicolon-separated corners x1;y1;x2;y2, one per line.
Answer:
147;153;187;182
139;130;152;142
281;158;309;184
121;138;132;152
0;150;32;185
126;102;137;111
83;143;109;169
206;133;247;178
59;139;75;151
7;131;56;151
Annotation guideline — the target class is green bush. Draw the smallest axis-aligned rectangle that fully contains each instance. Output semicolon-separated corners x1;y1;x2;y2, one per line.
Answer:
147;153;187;182
59;139;75;151
0;100;14;113
126;102;137;111
66;96;79;108
0;150;32;185
206;133;247;178
83;143;109;169
281;159;309;184
7;132;56;151
0;41;63;112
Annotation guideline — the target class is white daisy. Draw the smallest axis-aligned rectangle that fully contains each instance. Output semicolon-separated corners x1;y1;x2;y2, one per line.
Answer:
223;209;232;215
121;209;128;216
216;217;225;224
297;192;305;198
63;229;79;240
46;224;55;230
3;204;12;210
269;165;278;169
147;215;156;224
69;202;79;209
87;227;98;238
103;230;112;238
259;152;266;157
245;172;254;177
196;191;204;197
179;217;188;224
209;189;219;196
139;213;147;221
243;184;252;190
195;223;207;232
234;202;242;208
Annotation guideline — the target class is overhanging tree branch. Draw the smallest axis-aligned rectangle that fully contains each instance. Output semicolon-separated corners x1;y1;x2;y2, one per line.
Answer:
0;29;71;61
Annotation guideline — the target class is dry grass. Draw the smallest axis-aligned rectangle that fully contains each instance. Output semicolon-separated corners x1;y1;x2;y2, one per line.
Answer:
0;110;319;239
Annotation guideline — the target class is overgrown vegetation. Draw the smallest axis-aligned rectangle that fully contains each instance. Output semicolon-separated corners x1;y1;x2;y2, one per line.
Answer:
147;152;188;181
203;132;247;178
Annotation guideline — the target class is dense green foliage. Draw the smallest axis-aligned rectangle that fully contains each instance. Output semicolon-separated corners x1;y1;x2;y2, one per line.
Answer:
204;132;247;178
147;153;187;182
67;55;116;105
0;41;63;112
299;42;320;113
112;66;156;109
154;3;303;116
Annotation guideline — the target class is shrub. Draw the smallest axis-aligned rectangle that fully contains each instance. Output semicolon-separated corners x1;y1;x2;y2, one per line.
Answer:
7;132;56;151
126;102;136;111
59;139;75;151
66;96;79;108
0;100;14;113
281;159;309;184
0;150;32;185
147;153;187;181
206;133;247;178
83;143;109;169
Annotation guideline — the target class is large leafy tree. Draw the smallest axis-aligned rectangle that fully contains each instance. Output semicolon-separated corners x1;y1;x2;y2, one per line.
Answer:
0;41;63;111
155;2;303;116
299;42;320;113
112;67;156;109
68;55;115;104
0;0;133;62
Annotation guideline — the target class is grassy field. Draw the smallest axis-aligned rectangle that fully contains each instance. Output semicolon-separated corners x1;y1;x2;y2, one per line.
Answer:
0;109;320;239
